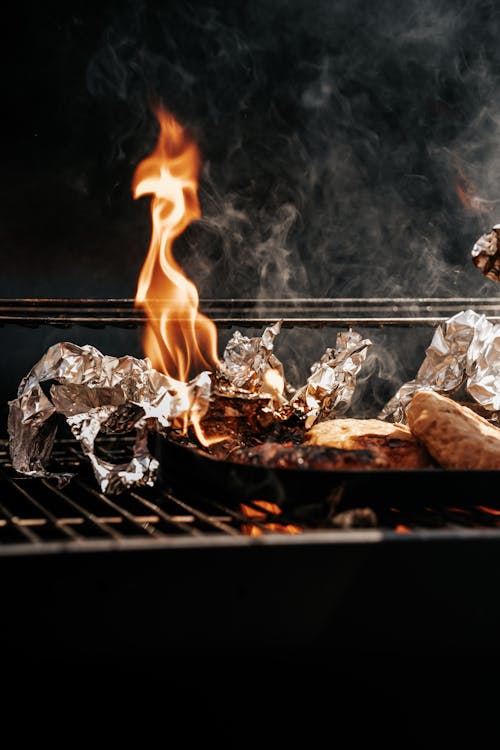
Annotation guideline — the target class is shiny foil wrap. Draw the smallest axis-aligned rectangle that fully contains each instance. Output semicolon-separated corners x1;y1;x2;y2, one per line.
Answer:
215;323;372;427
291;330;373;428
8;342;211;494
9;324;372;493
471;224;500;282
379;309;500;422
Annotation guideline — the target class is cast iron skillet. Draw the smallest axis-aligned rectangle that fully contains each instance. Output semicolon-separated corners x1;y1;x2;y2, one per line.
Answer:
153;433;500;512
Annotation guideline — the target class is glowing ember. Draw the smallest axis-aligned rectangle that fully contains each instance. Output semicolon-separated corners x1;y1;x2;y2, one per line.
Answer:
476;505;500;516
240;500;301;536
395;524;411;534
133;107;219;382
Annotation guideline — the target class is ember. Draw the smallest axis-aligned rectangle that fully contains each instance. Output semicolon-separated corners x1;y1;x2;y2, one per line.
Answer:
240;500;301;536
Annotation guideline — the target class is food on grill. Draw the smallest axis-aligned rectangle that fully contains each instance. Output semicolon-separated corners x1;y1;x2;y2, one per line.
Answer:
407;390;500;469
229;441;389;470
225;416;434;470
304;417;434;469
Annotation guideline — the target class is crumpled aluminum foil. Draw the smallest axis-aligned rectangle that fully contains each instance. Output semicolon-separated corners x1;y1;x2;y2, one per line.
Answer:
8;341;211;494
8;324;372;493
291;330;373;428
216;323;372;427
471;224;500;282
379;309;500;422
217;321;285;392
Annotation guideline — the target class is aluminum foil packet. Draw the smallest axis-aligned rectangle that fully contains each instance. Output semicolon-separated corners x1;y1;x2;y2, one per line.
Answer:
291;330;373;428
379;309;500;422
215;322;372;427
7;342;211;494
471;224;500;282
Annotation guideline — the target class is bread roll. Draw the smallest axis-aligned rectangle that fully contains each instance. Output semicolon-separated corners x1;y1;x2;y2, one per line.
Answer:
407;390;500;470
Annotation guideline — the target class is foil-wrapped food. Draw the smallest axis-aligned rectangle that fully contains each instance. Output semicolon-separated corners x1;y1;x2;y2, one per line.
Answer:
7;324;372;493
7;342;212;494
471;224;500;282
379;309;500;422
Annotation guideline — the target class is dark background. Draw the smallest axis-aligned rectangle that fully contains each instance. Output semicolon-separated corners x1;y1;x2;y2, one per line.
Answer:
3;0;500;301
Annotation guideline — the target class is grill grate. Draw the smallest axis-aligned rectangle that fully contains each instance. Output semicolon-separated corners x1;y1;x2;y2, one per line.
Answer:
2;435;500;551
0;437;251;545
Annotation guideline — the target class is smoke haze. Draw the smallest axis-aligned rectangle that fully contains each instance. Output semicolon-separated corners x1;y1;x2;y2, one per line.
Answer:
4;0;500;301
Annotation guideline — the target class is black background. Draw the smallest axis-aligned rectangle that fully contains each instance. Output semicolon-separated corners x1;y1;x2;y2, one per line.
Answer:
3;0;500;300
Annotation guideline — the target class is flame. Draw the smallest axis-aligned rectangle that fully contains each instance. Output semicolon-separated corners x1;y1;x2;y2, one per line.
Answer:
133;108;219;382
261;368;285;398
240;500;301;536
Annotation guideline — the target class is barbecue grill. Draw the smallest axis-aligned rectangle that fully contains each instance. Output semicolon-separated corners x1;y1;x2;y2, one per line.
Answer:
3;297;500;732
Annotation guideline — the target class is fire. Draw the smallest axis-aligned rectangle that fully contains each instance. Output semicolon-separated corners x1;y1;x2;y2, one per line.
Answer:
133;107;219;382
240;500;302;536
261;368;285;399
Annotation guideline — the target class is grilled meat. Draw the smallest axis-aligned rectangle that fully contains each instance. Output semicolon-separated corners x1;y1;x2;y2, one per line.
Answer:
229;441;380;470
171;413;435;471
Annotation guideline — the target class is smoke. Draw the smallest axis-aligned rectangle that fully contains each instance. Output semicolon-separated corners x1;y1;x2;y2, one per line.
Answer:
77;0;500;306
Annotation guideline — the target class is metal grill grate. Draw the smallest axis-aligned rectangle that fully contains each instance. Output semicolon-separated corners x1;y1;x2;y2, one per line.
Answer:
3;436;500;552
0;437;256;546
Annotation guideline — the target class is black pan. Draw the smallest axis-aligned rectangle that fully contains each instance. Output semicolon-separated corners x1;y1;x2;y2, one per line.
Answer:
153;433;500;513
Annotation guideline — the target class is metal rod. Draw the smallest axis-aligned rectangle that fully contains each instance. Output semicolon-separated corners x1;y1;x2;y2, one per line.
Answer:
1;297;500;328
161;492;240;536
11;480;82;542
40;480;128;541
128;491;205;536
75;478;166;538
0;498;42;544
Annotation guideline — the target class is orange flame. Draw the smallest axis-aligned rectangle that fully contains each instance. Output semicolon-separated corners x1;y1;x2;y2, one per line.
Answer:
133;108;219;381
240;500;302;536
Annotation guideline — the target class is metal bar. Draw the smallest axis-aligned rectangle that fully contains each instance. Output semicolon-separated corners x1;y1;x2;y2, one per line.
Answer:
2;296;500;305
161;492;240;536
11;480;82;542
127;491;205;536
40;480;131;541
75;479;166;538
2;315;496;328
0;499;42;544
1;298;500;324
